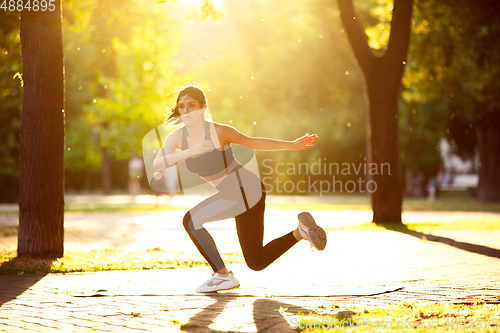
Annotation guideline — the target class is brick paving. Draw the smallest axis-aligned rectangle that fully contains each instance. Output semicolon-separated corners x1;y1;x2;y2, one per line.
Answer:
1;198;499;332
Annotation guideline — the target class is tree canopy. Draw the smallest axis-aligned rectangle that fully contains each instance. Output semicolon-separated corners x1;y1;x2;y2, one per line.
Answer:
1;0;498;200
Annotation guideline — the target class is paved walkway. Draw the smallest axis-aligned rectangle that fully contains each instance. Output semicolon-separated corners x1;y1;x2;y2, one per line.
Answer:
1;197;500;332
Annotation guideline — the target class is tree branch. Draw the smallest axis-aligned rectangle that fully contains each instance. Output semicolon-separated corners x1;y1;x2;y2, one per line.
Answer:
385;0;413;66
336;0;375;73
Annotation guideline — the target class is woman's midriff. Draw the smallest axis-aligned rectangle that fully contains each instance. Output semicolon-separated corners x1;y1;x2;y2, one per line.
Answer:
202;159;241;187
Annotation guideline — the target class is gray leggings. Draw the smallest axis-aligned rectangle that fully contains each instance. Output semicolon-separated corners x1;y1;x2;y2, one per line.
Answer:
182;165;298;271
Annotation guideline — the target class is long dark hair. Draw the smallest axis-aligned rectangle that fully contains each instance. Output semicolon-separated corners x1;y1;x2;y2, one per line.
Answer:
165;85;208;125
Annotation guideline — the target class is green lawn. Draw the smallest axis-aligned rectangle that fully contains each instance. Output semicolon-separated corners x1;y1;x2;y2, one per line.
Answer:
0;248;244;275
268;192;500;212
326;218;500;232
403;192;500;212
295;302;500;333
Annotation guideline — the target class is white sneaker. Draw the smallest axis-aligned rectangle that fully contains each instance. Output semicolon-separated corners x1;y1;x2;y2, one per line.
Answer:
297;212;327;251
195;271;240;293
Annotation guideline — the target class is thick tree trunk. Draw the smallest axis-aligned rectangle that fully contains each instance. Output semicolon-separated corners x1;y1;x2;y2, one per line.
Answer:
19;3;65;256
365;59;404;223
337;0;413;224
475;110;500;202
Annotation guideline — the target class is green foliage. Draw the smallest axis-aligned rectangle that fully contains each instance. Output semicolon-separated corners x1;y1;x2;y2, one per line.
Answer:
65;118;102;173
402;0;500;161
188;0;223;22
356;0;393;52
0;12;22;202
61;0;191;190
4;0;496;197
399;101;444;176
83;19;187;158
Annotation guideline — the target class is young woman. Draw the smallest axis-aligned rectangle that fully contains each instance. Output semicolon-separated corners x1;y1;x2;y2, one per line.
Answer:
153;85;326;292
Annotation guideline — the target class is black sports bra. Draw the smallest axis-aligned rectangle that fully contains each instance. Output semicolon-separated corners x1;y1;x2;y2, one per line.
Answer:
182;121;235;177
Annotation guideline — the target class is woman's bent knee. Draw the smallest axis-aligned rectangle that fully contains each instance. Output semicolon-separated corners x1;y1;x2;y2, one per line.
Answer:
246;259;267;271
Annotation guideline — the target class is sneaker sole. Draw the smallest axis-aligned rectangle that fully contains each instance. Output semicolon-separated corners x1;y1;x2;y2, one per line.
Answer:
298;212;327;251
196;281;241;293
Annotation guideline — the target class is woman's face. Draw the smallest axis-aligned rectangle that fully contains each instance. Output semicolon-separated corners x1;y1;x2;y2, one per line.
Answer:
178;94;205;125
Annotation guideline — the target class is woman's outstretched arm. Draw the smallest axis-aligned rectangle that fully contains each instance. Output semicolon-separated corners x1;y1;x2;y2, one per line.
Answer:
221;124;318;151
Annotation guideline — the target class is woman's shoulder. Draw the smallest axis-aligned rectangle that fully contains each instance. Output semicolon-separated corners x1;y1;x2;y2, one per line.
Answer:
213;122;239;137
171;126;184;134
163;127;183;150
212;122;236;133
211;122;236;146
166;127;183;139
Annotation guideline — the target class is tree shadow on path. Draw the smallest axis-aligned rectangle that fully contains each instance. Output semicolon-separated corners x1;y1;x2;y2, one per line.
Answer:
0;252;63;306
378;224;500;259
0;273;47;306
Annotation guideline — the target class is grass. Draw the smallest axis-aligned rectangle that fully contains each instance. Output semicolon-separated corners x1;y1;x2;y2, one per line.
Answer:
0;203;189;215
266;203;372;211
63;203;189;213
0;226;17;236
403;192;500;212
325;218;500;232
180;322;205;329
295;302;500;332
268;193;500;212
0;248;244;275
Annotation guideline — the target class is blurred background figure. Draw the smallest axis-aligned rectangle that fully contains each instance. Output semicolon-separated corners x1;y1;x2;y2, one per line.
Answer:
128;153;144;196
149;165;179;200
427;164;452;201
163;165;178;198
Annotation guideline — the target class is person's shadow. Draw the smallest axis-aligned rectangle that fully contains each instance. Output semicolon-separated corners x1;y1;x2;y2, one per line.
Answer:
176;293;355;332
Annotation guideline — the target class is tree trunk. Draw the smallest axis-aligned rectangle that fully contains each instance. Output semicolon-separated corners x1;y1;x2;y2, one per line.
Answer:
475;110;500;202
337;0;413;224
19;3;65;257
365;60;404;222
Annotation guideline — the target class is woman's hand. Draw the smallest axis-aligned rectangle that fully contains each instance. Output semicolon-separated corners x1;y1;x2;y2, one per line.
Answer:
292;134;318;151
189;140;215;157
